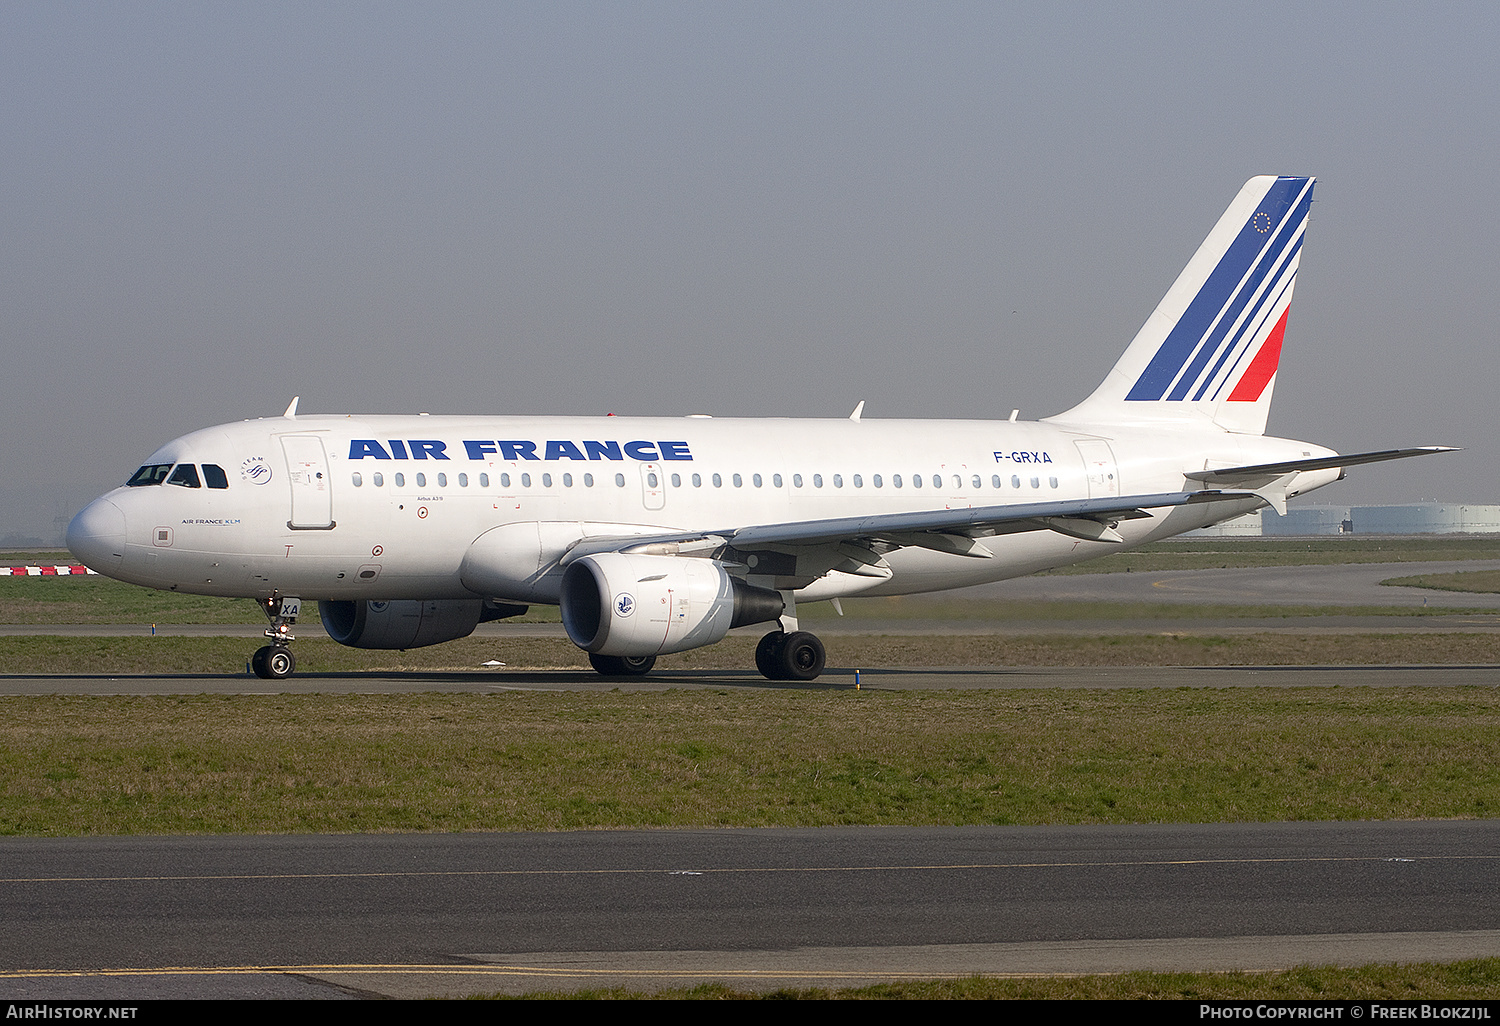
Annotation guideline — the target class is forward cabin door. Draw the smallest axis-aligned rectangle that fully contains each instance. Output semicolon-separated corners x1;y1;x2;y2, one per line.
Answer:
281;435;335;529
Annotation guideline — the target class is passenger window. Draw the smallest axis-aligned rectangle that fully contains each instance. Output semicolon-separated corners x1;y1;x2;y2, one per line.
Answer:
647;472;658;487
773;474;783;488
992;475;1001;489
203;464;229;489
691;473;701;487
563;473;573;487
1050;476;1059;488
586;473;595;487
1030;477;1040;489
1012;475;1021;488
416;473;427;488
934;475;943;489
542;473;552;487
972;475;981;489
712;473;722;488
499;473;509;488
732;473;742;487
832;474;842;488
126;464;173;487
753;474;762;488
893;474;902;488
521;473;532;488
793;474;803;488
395;473;406;488
374;472;384;487
479;473;488;488
912;474;922;489
813;474;823;488
873;474;882;488
352;473;363;487
615;473;625;487
458;473;468;487
167;464;201;489
670;473;680;487
437;473;447;487
853;474;863;488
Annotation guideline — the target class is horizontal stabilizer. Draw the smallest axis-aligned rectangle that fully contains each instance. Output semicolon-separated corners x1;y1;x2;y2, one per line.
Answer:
1184;447;1459;484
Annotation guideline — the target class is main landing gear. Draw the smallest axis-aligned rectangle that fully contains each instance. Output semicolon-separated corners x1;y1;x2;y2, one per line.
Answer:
588;653;657;676
755;630;826;681
251;595;302;680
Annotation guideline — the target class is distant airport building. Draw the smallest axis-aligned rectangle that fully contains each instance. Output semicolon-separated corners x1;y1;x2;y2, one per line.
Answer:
1188;504;1500;537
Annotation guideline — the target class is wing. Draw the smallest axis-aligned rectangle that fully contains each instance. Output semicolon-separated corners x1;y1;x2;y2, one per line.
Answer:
561;489;1257;582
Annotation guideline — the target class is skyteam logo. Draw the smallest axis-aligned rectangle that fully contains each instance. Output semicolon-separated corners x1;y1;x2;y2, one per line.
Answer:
1126;176;1314;405
614;593;636;618
240;456;272;484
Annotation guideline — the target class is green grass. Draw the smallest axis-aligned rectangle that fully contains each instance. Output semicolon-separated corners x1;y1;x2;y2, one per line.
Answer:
1384;570;1500;594
4;687;1499;834
487;959;1500;999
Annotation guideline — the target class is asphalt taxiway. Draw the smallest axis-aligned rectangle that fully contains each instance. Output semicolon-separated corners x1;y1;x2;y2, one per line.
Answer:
4;822;1499;999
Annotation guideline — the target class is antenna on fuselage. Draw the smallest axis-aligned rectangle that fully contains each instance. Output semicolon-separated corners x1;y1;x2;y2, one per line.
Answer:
849;400;865;422
283;396;300;419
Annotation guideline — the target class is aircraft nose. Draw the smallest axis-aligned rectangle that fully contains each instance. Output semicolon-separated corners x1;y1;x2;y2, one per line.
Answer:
67;497;126;572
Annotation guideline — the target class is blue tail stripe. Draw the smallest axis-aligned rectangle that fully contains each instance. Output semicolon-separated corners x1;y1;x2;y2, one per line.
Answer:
1168;186;1313;401
1125;177;1311;401
1192;233;1303;401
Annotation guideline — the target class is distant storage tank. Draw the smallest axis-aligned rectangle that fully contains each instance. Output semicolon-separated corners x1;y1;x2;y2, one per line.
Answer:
1351;504;1500;534
1263;506;1353;536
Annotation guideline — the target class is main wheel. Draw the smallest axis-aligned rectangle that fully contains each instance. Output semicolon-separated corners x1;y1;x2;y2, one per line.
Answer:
589;652;657;676
775;631;825;682
755;631;787;680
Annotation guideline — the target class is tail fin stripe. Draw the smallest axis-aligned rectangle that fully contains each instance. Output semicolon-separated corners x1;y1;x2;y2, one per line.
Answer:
1193;234;1302;401
1225;305;1290;402
1163;184;1313;400
1125;177;1311;401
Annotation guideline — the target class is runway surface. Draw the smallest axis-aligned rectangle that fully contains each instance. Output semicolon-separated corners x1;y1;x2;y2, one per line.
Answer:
4;822;1499;998
5;663;1500;695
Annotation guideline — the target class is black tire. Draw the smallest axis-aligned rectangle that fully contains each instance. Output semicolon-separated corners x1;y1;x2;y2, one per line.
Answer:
250;646;269;678
589;652;657;676
775;631;825;682
755;631;786;680
264;646;296;680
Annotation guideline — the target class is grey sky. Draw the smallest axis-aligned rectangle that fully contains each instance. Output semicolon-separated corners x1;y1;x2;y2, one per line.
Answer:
3;2;1495;540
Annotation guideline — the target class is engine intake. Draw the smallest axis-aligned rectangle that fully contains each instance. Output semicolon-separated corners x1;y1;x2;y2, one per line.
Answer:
560;553;783;657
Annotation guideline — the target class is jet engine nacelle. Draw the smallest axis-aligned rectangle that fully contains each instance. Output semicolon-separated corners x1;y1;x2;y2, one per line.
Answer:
560;552;783;657
320;598;526;649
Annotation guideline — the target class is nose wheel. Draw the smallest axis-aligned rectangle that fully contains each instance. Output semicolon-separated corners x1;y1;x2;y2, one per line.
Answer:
251;595;302;679
251;645;296;680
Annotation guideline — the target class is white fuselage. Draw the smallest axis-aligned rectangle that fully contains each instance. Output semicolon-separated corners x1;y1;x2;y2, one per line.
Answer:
68;412;1335;605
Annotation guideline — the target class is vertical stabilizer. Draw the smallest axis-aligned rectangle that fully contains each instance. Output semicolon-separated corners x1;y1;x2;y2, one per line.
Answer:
1047;176;1314;435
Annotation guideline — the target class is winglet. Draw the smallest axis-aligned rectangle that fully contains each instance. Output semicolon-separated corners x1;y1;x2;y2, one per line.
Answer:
282;396;300;419
849;401;865;423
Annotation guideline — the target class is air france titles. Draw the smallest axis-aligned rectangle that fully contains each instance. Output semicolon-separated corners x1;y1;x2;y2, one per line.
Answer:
348;440;693;462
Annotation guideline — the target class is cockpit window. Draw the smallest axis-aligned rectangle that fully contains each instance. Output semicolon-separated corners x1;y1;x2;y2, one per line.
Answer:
167;464;201;488
126;464;173;487
203;464;229;489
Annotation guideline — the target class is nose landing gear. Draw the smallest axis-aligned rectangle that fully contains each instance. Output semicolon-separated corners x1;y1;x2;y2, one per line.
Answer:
251;595;302;680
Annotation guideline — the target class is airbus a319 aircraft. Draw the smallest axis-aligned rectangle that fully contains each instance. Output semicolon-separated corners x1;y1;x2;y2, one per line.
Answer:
68;176;1451;681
